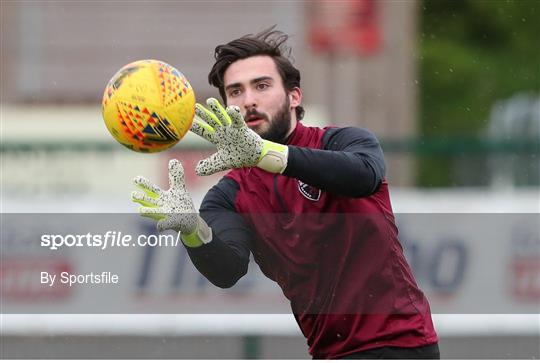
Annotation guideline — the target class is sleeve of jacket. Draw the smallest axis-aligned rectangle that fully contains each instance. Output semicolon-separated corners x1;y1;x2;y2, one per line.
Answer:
282;127;386;198
185;177;252;288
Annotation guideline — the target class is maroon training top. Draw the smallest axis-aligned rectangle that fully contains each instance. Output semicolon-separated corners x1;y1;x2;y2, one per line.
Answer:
190;122;438;358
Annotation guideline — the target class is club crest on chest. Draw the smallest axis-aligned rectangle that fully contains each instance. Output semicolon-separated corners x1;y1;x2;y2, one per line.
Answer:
297;180;321;201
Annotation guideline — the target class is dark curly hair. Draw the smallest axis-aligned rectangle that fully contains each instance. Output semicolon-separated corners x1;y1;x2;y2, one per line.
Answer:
208;26;305;121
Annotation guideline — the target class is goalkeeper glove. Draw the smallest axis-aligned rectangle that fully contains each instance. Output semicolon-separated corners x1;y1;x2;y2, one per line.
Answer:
190;98;289;176
131;159;212;248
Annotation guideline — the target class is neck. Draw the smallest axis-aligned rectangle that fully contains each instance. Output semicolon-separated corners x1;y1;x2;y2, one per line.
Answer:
283;114;298;141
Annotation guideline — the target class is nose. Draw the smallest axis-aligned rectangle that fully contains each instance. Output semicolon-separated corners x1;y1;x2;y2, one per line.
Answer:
243;89;258;112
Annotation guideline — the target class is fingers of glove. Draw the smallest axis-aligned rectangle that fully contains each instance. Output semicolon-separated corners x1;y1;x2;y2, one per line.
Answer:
168;159;187;192
138;206;166;221
226;105;246;128
133;176;161;199
207;98;232;126
131;191;159;208
195;102;222;129
195;152;229;176
190;117;216;142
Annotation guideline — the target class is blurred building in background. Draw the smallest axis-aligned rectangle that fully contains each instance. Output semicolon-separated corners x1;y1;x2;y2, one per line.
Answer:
1;0;418;185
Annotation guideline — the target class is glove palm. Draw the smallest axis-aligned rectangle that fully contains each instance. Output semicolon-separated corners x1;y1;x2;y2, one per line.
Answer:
191;98;288;176
132;159;197;234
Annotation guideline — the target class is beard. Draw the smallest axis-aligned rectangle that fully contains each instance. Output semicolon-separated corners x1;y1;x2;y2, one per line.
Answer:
246;96;292;143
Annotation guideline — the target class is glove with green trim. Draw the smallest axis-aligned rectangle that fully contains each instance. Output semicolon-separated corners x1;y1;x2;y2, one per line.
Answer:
190;98;289;176
131;159;212;248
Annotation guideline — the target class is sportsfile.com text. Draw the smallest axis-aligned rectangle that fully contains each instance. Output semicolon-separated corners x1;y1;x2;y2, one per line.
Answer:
40;231;181;250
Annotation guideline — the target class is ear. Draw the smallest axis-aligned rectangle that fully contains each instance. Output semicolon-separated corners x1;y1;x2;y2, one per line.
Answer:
288;87;302;108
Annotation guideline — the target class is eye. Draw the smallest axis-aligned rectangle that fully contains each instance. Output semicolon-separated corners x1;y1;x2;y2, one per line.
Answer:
229;89;241;97
256;83;269;91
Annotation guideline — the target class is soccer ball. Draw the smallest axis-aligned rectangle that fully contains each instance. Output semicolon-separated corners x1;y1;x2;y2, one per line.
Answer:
102;59;195;153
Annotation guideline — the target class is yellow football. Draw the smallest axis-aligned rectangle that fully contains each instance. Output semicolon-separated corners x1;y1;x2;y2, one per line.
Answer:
102;60;195;153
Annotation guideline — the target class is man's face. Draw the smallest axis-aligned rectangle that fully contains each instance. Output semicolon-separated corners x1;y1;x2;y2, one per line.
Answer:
222;55;298;143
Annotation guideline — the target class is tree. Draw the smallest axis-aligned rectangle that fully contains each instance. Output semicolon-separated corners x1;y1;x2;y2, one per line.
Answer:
418;0;540;186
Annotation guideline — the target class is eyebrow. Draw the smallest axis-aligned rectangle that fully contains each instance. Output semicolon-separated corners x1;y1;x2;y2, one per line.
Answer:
225;76;274;91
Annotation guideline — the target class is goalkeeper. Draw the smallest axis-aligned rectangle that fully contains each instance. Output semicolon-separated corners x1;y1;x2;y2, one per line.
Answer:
132;27;439;359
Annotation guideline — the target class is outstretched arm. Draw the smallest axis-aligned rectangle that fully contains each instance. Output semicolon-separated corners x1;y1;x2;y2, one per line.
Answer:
132;159;251;288
186;177;252;288
189;98;385;198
